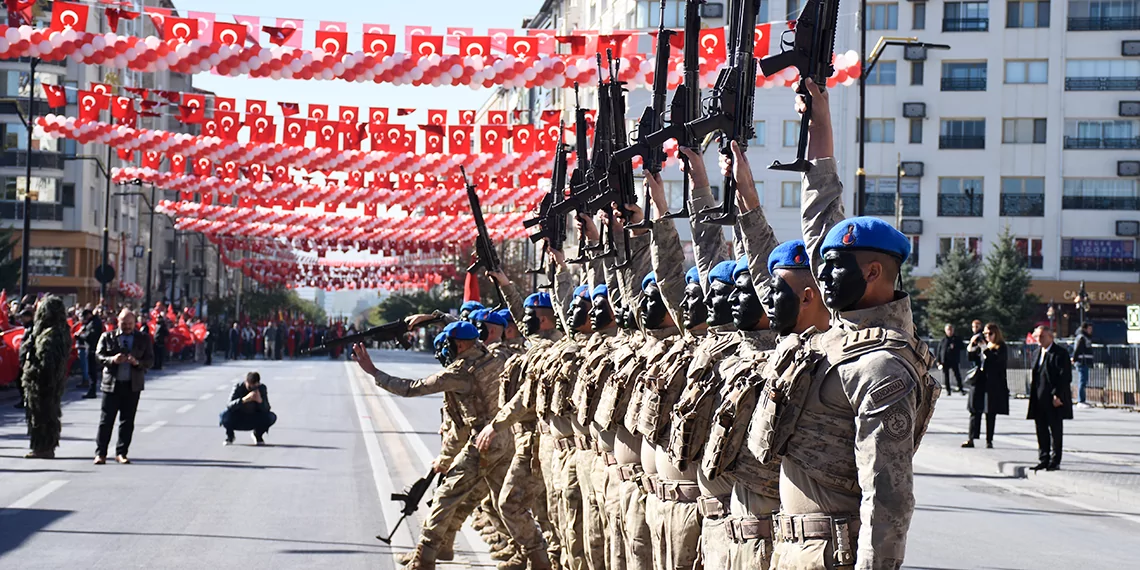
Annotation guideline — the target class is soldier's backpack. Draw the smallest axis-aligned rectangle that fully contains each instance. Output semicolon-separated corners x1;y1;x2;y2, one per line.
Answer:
701;352;770;481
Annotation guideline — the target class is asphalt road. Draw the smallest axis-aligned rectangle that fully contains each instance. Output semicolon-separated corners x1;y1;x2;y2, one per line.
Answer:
1;351;1137;569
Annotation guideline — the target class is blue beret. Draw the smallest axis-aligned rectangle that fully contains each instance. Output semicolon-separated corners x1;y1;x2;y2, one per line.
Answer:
573;285;590;298
733;256;750;281
524;292;553;308
477;310;509;328
709;260;737;284
468;308;487;322
642;272;657;290
591;284;608;299
444;321;481;340
685;266;700;285
433;332;448;349
821;216;911;263
768;240;810;275
494;308;514;323
460;301;485;313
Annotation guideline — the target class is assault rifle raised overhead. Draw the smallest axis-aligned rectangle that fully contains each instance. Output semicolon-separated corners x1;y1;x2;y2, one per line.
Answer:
307;316;444;354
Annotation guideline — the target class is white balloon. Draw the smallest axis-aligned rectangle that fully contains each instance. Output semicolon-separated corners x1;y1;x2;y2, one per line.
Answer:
523;68;537;81
431;77;442;87
322;68;335;80
410;67;424;81
333;62;345;75
113;56;127;68
842;76;856;86
0;39;13;53
450;64;463;76
492;60;506;74
92;36;106;50
5;28;20;43
271;69;283;80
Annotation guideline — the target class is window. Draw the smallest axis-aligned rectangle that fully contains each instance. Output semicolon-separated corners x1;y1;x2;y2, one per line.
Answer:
1;122;58;152
1063;119;1139;149
865;61;897;85
63;80;78;104
941;62;987;90
909;118;923;143
781;181;801;208
27;248;69;277
939;236;983;263
864;177;921;216
865;3;899;29
1062;178;1139;209
1014;237;1045;269
913;2;927;28
590;0;598;23
783;120;800;147
1061;238;1137;271
907;235;921;266
1065;59;1140;90
1;71;60;99
857;119;896;143
1068;0;1140;30
943;1;990;31
750;121;767;146
62;183;75;207
635;0;685;27
938;177;985;216
785;0;806;19
1005;60;1049;83
940;119;986;148
1;176;60;202
911;61;925;85
1002;118;1048;143
1008;0;1051;27
1001;177;1046;216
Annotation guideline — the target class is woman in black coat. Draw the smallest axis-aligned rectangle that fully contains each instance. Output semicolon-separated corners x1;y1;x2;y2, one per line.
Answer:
962;322;1011;448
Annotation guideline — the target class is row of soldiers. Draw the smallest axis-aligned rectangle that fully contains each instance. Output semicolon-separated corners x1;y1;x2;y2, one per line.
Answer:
351;82;942;570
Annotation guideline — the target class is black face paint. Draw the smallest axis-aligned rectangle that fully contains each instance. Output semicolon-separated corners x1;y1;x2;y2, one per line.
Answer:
569;296;593;331
590;297;614;330
731;271;764;331
818;250;867;312
706;279;735;327
476;321;490;341
639;283;669;329
681;282;708;330
523;306;542;336
765;272;801;336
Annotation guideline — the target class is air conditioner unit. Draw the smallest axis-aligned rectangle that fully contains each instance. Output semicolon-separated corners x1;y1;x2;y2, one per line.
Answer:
1116;220;1140;237
1124;40;1140;57
901;161;924;177
1121;101;1140;117
700;2;725;18
902;102;926;118
900;219;924;235
903;45;928;61
1120;161;1140;177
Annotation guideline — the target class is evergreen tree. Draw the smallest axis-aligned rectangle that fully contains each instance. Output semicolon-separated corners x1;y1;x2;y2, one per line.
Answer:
983;227;1039;338
0;227;19;294
900;262;927;336
924;246;986;335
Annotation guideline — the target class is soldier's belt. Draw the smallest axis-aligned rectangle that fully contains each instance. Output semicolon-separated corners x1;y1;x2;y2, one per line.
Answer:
602;451;618;466
618;463;644;483
727;515;774;543
554;436;575;452
538;422;551;435
573;433;592;451
655;480;701;503
510;421;537;437
696;494;730;519
641;473;658;495
773;512;858;566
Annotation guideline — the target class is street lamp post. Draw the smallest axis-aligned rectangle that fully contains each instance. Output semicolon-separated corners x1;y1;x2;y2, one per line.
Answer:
144;184;157;310
18;58;38;299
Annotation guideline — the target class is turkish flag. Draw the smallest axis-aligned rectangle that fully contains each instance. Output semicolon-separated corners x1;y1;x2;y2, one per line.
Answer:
213;21;247;46
249;116;276;143
201;119;219;137
50;1;89;32
362;23;390;34
540;110;562;125
363;33;396;56
422;125;445;153
217;111;241;140
262;25;297;47
111;96;137;125
753;24;772;59
104;8;139;34
116;148;133;162
397;108;416;117
169;154;186;174
180;94;205;123
369;107;389;123
347;171;365;188
247;164;265;181
309;104;329;120
221;161;239;180
339;106;360;124
459;36;492;58
512;125;536;152
144;6;171;38
6;0;34;27
458;110;476;124
446;27;474;49
246;100;267;116
426;109;447;126
279;102;300;116
283;117;307;145
537;122;561;151
488;28;514;53
214;97;235;112
409;35;444;58
404;25;432;52
43;84;66;108
316;30;348;57
597;33;634;58
555;35;588;56
164;16;199;42
401;130;417;152
314;121;340;150
507;37;538;58
368;124;385;150
142;151;162;170
527;29;556;55
319;20;347;33
188;11;214;40
193;156;213;177
275;18;304;48
487;111;508;125
480;126;507;154
699;28;727;63
234;15;260;44
271;165;290;183
341;123;364;150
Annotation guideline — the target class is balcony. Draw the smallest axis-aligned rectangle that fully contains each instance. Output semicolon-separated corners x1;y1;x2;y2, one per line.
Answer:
0;150;64;170
938;194;985;216
1001;194;1046;216
939;135;986;149
863;193;921;216
1065;77;1140;91
1063;136;1140;149
941;77;987;91
1060;256;1138;272
942;18;990;31
0;200;65;221
0;99;60;117
1067;16;1140;31
1061;195;1140;210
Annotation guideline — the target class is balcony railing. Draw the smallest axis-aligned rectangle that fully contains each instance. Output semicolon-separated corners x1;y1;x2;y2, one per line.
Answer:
1063;136;1140;149
1065;77;1140;91
0;150;64;169
1060;256;1138;272
0;200;64;221
938;194;985;216
1000;194;1045;216
1067;16;1140;31
941;77;987;91
942;17;990;31
0;99;60;117
863;193;921;216
1061;195;1140;210
939;135;986;149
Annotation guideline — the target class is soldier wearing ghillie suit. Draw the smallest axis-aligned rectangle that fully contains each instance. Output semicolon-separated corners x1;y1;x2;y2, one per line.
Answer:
23;295;72;459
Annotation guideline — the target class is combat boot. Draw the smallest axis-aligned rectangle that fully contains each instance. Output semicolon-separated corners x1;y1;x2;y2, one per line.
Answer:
437;543;454;561
496;551;528;570
405;543;437;570
527;549;553;570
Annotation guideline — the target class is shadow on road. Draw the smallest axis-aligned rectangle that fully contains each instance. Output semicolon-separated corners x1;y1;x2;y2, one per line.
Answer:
40;528;387;550
129;458;314;470
0;509;72;556
916;503;1140;518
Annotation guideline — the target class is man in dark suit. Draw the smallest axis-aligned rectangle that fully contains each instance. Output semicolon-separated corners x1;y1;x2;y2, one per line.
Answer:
220;371;276;445
1029;326;1073;471
94;309;155;465
937;323;965;394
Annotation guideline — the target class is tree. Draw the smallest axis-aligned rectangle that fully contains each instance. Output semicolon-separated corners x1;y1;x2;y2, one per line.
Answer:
900;262;927;336
0;227;18;294
982;227;1039;338
207;289;326;324
924;246;986;335
371;287;461;326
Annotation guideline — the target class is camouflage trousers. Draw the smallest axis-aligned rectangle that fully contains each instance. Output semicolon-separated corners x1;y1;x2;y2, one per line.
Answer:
553;443;586;570
445;478;516;554
576;448;607;570
601;464;625;570
645;488;666;570
538;431;567;568
499;427;555;556
698;516;730;570
618;476;652;570
652;490;701;570
726;492;779;570
772;540;844;570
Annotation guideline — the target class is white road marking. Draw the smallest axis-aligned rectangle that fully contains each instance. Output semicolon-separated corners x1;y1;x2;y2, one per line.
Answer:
142;420;167;433
1;480;68;514
198;393;214;401
217;384;231;391
176;404;195;414
344;363;403;564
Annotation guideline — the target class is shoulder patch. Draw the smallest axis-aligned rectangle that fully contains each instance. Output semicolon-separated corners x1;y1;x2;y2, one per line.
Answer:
868;377;910;409
843;327;888;352
883;406;912;441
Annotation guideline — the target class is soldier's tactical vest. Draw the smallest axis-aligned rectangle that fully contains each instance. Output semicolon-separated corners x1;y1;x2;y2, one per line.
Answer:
537;338;577;421
499;353;527;412
595;340;642;432
701;351;769;482
667;333;740;471
637;335;696;443
745;332;823;465
575;338;615;426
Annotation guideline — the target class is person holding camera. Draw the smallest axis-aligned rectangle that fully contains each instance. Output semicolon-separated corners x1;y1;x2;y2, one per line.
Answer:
220;372;276;445
94;309;154;465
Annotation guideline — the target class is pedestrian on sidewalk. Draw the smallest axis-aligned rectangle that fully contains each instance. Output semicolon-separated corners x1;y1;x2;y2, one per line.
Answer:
22;296;71;459
1072;322;1094;408
94;309;154;465
937;323;965;394
965;319;985;371
1028;326;1073;471
76;309;93;390
227;323;239;360
220;372;276;445
962;323;1010;449
152;316;169;370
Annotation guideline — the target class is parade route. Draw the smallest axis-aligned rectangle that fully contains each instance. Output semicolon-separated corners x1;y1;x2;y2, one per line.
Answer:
1;351;1137;569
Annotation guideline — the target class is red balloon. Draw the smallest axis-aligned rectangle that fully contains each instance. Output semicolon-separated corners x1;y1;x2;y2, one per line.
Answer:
847;64;862;79
833;69;848;84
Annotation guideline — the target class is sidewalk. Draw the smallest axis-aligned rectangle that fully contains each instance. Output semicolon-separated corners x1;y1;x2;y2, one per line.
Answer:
922;391;1140;505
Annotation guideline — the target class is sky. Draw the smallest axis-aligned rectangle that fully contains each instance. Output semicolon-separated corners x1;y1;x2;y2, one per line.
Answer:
181;0;541;118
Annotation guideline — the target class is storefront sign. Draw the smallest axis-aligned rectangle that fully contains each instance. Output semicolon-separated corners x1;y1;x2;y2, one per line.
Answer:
1031;281;1140;306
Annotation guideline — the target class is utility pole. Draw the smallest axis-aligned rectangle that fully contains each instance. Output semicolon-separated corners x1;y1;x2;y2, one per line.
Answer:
18;58;38;298
143;184;157;311
99;144;113;301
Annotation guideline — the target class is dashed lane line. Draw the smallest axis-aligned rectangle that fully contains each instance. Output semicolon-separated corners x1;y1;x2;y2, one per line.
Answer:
198;393;214;401
175;404;195;414
1;480;68;514
142;420;167;433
